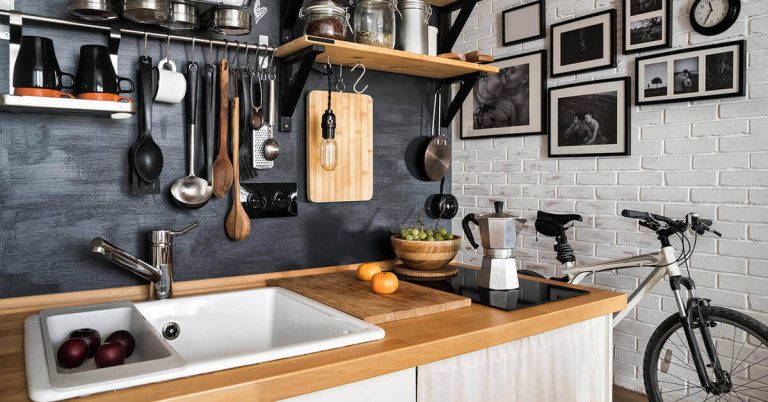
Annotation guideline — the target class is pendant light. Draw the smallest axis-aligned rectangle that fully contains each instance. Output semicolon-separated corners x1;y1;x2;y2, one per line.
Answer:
320;64;338;171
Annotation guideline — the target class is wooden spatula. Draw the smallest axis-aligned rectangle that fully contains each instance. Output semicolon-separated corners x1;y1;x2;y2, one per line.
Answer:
225;95;251;241
212;58;234;199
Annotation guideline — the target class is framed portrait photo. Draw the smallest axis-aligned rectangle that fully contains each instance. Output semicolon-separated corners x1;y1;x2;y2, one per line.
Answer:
548;77;631;157
550;9;617;77
502;1;546;47
460;50;547;139
635;40;745;105
623;0;672;53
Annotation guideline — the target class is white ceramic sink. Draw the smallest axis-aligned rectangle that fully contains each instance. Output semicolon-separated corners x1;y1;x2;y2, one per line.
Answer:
25;287;385;401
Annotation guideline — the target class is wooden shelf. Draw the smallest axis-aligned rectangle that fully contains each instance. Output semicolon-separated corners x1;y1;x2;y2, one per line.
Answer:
0;95;137;119
275;36;498;80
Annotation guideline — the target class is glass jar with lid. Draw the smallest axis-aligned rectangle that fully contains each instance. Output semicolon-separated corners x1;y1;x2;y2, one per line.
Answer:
353;0;398;48
300;0;351;41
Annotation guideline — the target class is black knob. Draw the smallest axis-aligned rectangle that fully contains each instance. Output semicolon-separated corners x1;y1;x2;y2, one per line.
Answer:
247;191;268;210
273;191;291;209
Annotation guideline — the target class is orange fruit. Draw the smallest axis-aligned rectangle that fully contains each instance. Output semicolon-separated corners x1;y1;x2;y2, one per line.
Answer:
356;262;382;281
370;272;399;295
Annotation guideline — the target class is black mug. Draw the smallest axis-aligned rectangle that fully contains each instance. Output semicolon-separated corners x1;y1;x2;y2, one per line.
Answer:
75;45;135;101
13;36;75;92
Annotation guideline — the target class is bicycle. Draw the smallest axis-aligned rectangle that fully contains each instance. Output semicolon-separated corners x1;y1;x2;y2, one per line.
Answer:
520;209;768;401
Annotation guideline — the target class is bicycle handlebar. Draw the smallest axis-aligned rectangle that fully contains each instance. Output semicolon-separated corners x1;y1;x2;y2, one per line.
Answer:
621;209;721;237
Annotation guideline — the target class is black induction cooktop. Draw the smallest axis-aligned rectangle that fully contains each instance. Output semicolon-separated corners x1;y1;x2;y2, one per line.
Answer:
402;267;589;312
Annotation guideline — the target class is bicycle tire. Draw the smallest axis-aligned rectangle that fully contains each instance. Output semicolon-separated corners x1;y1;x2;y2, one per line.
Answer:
643;306;768;401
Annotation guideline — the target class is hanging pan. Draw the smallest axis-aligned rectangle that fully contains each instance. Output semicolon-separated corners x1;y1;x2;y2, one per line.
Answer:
423;87;451;181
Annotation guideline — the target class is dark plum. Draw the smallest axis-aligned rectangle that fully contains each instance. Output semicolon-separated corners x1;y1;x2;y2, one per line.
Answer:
94;342;126;368
106;330;135;357
56;338;88;368
69;328;101;357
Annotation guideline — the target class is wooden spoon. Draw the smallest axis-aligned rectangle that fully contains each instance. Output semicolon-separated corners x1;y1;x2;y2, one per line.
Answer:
225;96;251;241
212;58;233;199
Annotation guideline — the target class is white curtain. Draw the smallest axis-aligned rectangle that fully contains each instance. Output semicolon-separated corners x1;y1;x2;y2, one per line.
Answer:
417;315;612;402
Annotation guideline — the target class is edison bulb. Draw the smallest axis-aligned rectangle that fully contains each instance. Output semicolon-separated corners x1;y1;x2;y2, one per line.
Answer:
320;138;338;171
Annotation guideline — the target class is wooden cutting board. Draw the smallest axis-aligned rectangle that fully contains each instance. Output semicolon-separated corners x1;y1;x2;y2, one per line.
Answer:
267;271;471;324
306;90;373;202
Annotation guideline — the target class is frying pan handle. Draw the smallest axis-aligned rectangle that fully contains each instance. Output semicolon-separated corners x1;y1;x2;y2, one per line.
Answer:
138;56;153;139
462;213;480;249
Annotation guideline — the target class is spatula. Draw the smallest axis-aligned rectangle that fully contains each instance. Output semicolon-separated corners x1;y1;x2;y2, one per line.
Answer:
225;91;251;241
212;58;233;199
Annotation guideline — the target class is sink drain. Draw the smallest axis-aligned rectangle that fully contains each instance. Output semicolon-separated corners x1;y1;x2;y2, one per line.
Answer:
162;322;180;340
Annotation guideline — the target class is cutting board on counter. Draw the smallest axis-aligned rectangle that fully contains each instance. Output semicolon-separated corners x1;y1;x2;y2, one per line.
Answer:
267;271;471;324
306;90;373;203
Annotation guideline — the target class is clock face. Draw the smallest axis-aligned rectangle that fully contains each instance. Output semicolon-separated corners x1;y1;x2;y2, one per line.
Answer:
694;0;730;28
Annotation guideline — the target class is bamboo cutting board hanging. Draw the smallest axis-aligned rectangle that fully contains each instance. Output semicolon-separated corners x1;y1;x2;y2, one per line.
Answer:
267;271;471;324
306;90;373;202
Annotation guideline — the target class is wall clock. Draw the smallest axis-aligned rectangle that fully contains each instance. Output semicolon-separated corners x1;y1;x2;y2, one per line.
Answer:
690;0;741;36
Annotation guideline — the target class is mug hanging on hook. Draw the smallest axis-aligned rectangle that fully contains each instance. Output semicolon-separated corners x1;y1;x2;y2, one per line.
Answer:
154;33;187;104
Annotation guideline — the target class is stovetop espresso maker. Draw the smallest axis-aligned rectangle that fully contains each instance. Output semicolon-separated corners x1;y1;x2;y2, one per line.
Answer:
461;201;526;290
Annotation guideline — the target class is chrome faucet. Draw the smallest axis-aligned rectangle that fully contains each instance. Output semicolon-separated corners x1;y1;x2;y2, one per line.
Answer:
90;223;198;300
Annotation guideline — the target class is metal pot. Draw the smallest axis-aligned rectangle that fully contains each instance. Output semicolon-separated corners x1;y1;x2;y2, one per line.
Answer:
68;0;118;21
210;7;252;36
158;2;199;30
122;0;171;24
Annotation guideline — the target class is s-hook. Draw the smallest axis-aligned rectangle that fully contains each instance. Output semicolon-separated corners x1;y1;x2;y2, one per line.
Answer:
143;31;149;58
336;64;345;93
351;63;368;94
163;33;172;61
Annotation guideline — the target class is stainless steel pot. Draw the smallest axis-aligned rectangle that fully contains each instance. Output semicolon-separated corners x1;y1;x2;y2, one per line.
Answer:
159;2;200;30
68;0;118;21
210;7;252;35
123;0;171;24
396;0;431;54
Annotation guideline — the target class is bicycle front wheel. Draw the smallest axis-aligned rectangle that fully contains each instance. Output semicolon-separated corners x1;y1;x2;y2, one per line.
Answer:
643;306;768;401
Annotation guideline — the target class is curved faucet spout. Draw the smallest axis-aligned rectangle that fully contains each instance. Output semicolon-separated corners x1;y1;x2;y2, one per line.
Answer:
90;237;162;283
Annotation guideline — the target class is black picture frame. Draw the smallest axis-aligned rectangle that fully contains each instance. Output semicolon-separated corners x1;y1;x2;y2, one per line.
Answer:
460;50;547;139
623;0;672;54
502;1;546;47
550;9;617;77
547;77;631;158
635;40;746;105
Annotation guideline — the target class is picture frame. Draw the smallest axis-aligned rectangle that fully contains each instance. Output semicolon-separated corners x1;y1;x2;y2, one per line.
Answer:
460;50;547;139
550;9;617;77
635;40;746;105
502;1;546;47
623;0;672;54
548;77;631;157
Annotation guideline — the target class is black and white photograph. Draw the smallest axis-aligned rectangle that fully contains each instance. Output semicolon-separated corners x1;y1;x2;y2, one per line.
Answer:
706;51;735;91
502;1;546;47
548;77;630;157
635;40;746;104
673;57;699;95
623;0;671;53
551;10;616;77
643;62;668;98
461;51;547;139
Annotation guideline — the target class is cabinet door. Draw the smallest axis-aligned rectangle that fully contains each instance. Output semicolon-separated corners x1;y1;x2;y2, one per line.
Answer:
279;368;416;402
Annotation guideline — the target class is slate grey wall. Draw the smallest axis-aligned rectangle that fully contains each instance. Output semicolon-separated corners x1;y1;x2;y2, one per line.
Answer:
0;0;449;297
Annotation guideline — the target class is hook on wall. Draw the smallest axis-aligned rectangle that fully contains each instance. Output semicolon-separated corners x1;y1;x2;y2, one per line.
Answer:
351;63;368;94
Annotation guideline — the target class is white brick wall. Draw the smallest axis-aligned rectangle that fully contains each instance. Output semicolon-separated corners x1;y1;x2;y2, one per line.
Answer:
450;0;768;395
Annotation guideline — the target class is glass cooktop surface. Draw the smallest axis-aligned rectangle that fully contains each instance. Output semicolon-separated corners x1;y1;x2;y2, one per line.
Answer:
401;267;589;312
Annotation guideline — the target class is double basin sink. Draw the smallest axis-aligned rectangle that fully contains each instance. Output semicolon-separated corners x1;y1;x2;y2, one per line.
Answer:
25;287;385;401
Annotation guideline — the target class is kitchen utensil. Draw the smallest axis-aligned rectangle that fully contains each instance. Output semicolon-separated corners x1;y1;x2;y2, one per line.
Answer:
75;45;134;102
462;201;527;290
154;39;186;104
307;90;373;202
159;2;199;30
210;7;252;35
249;67;265;129
396;0;431;54
251;126;275;169
67;0;118;21
266;271;471;325
130;54;161;194
263;131;280;161
204;60;216;185
122;0;171;24
212;57;234;198
425;192;459;219
170;61;213;209
133;55;164;183
390;234;462;271
237;59;258;180
13;36;75;98
225;86;251;241
424;88;450;181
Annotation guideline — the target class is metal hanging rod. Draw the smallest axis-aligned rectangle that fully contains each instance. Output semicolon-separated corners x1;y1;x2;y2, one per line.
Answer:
0;10;277;52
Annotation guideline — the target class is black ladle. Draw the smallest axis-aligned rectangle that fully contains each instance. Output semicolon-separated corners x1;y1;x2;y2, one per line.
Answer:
134;55;163;183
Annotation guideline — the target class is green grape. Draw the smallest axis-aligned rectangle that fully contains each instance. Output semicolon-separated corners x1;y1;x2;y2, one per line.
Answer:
410;228;420;237
400;229;409;238
427;229;434;237
435;235;444;241
445;233;454;240
427;236;435;241
439;228;447;236
406;234;414;240
419;232;427;240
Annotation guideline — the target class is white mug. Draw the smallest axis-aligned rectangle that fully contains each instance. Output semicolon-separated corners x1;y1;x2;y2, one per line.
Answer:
428;26;439;56
154;58;186;104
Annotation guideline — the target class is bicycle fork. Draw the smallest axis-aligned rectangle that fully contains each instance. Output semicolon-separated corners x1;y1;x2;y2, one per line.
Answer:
670;276;732;394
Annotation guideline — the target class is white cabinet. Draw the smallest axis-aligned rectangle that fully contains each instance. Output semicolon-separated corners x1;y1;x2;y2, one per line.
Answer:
279;368;416;402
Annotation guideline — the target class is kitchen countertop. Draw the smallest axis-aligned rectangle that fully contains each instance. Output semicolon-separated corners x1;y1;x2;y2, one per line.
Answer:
0;262;626;401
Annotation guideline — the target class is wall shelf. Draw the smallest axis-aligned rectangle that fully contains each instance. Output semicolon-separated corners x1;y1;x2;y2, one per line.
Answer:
0;95;137;119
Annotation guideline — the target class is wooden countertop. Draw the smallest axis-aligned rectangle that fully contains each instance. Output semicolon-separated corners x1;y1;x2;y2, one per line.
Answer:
0;262;626;401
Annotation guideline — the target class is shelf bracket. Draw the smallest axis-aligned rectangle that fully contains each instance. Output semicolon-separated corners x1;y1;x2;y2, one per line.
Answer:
437;0;479;55
278;44;325;132
280;0;303;44
439;72;481;128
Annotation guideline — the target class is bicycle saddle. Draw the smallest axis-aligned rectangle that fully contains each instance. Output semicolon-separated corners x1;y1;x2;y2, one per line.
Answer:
535;211;583;237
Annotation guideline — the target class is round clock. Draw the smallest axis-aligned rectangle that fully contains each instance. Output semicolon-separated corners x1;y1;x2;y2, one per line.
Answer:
690;0;741;36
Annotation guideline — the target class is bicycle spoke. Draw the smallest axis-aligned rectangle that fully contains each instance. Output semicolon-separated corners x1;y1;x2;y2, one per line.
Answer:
730;372;768;390
731;348;768;377
731;324;737;373
672;387;705;402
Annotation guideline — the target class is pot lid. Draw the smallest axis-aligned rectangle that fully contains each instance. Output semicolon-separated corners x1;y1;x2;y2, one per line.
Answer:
478;201;516;219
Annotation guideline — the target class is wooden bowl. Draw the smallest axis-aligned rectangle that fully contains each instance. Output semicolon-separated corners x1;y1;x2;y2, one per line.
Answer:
390;234;462;271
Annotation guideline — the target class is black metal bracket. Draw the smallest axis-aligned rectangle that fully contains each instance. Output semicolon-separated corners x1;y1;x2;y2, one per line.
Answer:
436;0;480;55
280;0;304;44
278;44;325;132
439;72;481;128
